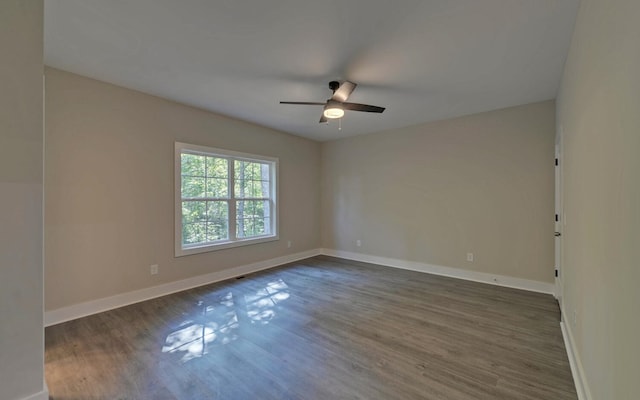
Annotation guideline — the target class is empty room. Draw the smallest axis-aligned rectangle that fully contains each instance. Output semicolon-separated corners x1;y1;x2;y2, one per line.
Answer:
1;0;638;399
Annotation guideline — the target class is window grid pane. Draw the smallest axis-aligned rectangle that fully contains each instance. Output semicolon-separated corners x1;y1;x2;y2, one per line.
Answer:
182;154;228;199
236;200;270;238
182;200;229;246
234;160;270;198
181;153;205;178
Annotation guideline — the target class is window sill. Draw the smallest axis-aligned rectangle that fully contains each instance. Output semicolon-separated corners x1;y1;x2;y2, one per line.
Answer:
175;234;279;257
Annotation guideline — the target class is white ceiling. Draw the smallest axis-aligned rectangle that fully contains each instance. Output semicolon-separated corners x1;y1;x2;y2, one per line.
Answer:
44;0;579;142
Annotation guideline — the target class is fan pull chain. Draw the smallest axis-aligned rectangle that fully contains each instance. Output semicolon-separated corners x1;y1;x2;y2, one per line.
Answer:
339;118;342;131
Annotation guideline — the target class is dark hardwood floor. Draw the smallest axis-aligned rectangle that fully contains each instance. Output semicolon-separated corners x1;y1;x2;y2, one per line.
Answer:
45;256;577;399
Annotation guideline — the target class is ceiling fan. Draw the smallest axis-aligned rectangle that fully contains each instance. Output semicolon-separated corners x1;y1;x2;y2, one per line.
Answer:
280;81;385;123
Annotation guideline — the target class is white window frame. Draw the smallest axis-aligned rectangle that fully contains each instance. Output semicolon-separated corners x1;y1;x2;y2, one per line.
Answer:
175;142;279;257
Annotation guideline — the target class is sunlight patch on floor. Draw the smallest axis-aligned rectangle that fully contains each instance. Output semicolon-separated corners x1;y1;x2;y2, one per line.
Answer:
162;280;290;362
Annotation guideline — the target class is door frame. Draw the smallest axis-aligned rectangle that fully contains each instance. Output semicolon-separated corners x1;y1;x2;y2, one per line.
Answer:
554;126;564;310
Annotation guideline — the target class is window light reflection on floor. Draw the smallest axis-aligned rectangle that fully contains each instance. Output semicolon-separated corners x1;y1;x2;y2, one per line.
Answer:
245;279;290;324
161;279;290;362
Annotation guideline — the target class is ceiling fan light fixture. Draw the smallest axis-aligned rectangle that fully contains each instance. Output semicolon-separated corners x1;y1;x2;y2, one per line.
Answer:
323;107;344;119
280;81;384;124
323;101;344;119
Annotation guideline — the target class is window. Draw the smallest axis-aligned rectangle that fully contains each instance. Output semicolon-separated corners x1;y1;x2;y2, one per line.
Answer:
175;142;278;256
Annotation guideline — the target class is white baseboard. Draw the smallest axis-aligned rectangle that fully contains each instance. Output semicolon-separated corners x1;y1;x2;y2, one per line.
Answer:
45;248;555;326
320;248;555;294
561;321;592;400
45;249;322;326
19;386;49;400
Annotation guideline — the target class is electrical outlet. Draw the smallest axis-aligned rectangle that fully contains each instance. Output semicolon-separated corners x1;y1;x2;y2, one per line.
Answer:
150;264;159;275
356;240;362;247
467;253;474;262
287;240;292;248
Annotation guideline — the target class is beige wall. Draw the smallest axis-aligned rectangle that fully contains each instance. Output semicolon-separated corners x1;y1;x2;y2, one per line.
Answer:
45;67;321;311
322;101;555;283
45;66;557;315
557;0;640;398
0;0;46;399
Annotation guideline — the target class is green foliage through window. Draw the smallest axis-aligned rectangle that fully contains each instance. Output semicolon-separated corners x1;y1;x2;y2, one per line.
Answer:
178;146;276;252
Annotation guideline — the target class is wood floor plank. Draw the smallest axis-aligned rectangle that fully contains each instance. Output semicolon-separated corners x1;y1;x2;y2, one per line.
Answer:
45;256;577;399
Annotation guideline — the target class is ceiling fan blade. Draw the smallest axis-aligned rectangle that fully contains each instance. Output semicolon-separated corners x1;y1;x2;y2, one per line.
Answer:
331;81;357;102
319;113;328;123
342;102;385;113
280;101;326;106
